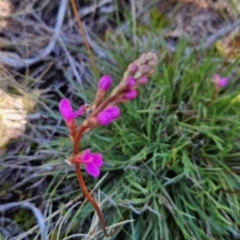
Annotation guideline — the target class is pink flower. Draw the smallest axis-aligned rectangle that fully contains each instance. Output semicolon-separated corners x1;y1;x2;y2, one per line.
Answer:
126;76;136;88
97;106;120;125
98;75;112;91
124;89;137;99
97;111;112;125
105;106;120;119
80;149;103;177
130;63;138;73
211;74;228;87
59;98;84;121
137;76;148;85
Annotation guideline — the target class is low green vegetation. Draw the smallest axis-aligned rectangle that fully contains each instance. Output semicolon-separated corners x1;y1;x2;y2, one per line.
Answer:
42;37;240;239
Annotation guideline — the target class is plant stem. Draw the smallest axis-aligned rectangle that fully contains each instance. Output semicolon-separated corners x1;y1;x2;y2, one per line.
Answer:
73;125;113;236
70;0;99;78
74;163;111;236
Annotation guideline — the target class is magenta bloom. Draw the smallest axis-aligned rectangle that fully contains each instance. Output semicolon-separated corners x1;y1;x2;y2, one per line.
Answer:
98;75;112;91
80;149;103;177
211;74;228;87
105;106;120;119
124;89;137;99
97;106;120;125
59;98;84;121
126;76;136;88
97;111;112;125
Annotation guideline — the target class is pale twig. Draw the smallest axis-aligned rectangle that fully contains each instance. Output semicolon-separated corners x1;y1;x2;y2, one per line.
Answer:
0;202;48;240
70;0;99;77
130;0;137;47
115;0;159;36
0;0;68;68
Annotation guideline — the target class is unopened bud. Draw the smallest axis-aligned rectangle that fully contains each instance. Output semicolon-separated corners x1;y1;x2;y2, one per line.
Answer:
98;75;112;91
126;76;136;88
130;63;138;73
124;89;137;99
137;76;148;85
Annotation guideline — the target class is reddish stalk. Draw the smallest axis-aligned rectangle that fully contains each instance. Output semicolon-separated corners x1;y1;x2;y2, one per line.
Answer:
73;120;117;236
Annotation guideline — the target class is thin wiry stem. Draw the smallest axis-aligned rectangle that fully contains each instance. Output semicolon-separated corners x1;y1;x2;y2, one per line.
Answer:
70;0;99;77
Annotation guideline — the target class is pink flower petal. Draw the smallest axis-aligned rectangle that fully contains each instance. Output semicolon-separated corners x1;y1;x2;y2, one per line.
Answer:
59;98;83;120
86;163;100;177
130;63;137;73
211;74;228;87
218;77;228;87
105;106;120;119
91;153;103;167
126;76;136;88
72;105;84;118
59;98;73;120
97;111;112;125
137;76;148;85
81;149;91;162
124;89;137;99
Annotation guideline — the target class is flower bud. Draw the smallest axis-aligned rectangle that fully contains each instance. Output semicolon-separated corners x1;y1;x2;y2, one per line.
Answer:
98;75;112;91
105;106;120;119
137;76;148;85
97;111;112;125
59;98;83;121
124;89;137;99
126;76;136;88
130;63;138;73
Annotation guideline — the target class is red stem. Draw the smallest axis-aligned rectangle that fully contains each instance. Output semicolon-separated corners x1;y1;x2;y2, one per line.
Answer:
73;125;115;236
74;163;111;236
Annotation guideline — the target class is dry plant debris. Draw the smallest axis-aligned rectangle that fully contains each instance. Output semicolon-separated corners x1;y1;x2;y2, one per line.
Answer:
0;88;39;149
143;0;240;46
0;0;13;29
216;27;240;59
181;0;240;15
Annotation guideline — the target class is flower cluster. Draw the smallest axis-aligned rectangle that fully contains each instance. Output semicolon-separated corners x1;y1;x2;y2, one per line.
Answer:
58;52;158;177
211;73;228;88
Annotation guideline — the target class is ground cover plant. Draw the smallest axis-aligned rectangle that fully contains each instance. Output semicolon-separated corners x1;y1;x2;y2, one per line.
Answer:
1;0;240;240
38;38;240;239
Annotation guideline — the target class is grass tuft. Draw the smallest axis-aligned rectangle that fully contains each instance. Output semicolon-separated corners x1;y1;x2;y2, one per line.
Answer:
46;36;240;239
